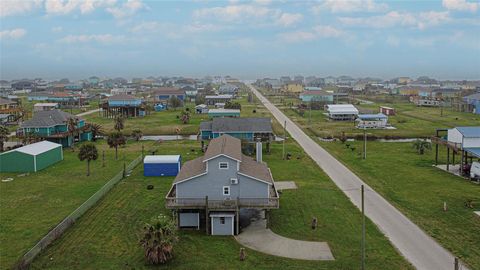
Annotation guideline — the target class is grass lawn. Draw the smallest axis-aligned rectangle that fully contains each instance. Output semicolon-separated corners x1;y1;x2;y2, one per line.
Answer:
259;88;480;139
31;140;412;270
319;141;480;269
0;140;153;268
83;93;285;136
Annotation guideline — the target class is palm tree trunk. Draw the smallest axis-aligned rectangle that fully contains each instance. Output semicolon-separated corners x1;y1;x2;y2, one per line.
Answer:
87;160;90;176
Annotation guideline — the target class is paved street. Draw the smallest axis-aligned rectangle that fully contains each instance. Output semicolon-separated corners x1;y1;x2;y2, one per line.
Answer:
247;83;466;270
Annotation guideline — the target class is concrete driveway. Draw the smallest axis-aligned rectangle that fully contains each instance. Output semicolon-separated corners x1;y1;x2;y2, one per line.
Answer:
236;215;334;261
247;83;467;270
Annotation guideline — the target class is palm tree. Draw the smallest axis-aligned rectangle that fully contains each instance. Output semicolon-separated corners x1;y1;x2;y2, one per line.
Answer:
140;214;178;265
114;116;124;132
412;139;432;155
67;117;79;149
78;143;98;176
107;131;126;160
88;123;104;142
0;126;9;152
169;96;181;110
131;129;143;141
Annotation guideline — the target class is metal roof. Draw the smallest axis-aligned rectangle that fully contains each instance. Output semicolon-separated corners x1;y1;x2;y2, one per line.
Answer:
208;109;240;114
207;117;273;133
357;113;388;120
455;126;480;138
1;141;62;156
144;155;181;164
205;95;233;99
34;103;58;107
326;104;359;114
464;147;480;158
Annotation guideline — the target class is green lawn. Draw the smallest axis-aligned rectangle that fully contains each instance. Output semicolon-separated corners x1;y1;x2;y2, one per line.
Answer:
319;141;480;269
259;88;480;139
84;93;285;136
0;140;153;268
31;140;412;270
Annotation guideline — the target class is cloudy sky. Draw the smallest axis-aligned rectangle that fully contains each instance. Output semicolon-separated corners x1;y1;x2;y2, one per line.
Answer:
0;0;479;80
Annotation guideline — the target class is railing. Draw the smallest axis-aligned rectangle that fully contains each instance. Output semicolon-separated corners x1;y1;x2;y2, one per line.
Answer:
165;197;279;209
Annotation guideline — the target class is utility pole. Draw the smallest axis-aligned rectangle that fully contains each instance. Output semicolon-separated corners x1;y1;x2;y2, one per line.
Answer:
363;127;367;160
309;100;312;126
361;184;366;270
283;120;286;160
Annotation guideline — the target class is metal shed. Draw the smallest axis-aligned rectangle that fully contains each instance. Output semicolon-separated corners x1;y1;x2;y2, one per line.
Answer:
0;141;63;173
143;155;181;176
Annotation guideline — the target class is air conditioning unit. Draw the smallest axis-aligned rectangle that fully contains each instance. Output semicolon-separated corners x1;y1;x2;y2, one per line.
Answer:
230;178;238;184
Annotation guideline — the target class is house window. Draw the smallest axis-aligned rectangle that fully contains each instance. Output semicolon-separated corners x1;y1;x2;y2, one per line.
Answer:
223;186;230;196
220;217;225;224
219;162;228;169
230;178;238;185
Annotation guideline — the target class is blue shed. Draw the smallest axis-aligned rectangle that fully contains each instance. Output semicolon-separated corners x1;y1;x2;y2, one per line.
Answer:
143;155;181;176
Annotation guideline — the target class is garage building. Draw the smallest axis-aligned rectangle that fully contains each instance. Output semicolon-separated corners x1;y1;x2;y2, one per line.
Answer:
143;155;181;176
0;141;63;173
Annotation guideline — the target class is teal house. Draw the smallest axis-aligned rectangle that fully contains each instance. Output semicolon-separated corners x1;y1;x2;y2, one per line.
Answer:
18;110;92;147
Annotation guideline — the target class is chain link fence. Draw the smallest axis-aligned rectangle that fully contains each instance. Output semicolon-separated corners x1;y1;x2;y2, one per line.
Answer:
14;155;143;269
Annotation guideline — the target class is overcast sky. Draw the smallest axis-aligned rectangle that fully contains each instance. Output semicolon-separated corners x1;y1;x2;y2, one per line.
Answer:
1;0;479;81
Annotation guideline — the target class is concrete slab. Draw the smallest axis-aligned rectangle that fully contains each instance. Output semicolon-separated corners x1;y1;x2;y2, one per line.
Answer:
275;181;297;190
236;218;334;261
435;165;466;178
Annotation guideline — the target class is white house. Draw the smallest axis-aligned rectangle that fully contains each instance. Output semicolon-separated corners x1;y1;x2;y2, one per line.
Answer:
356;113;388;129
325;104;359;121
447;127;480;149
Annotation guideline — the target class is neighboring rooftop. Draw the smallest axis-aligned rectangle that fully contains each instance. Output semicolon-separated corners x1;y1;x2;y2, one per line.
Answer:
357;113;388;120
200;117;273;133
108;94;140;101
21;109;80;128
455;126;480;138
1;141;62;156
153;87;185;95
0;97;16;105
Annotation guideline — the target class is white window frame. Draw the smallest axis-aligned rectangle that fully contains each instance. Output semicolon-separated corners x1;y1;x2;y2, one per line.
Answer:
219;162;229;169
223;186;230;196
230;178;238;185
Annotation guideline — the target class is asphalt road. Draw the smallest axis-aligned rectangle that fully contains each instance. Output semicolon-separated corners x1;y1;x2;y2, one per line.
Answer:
247;83;467;270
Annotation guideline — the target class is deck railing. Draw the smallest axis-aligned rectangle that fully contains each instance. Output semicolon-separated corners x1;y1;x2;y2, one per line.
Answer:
165;197;279;209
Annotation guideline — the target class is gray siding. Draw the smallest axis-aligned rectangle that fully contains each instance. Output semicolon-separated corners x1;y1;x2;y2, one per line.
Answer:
179;212;199;227
176;155;269;200
211;216;234;235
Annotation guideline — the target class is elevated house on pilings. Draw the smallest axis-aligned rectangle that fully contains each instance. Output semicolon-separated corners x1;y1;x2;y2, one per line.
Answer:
432;126;480;176
166;135;279;235
17;109;92;147
100;94;147;118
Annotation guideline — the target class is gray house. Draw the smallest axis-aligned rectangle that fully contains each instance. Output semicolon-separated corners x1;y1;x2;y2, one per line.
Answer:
166;135;279;235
